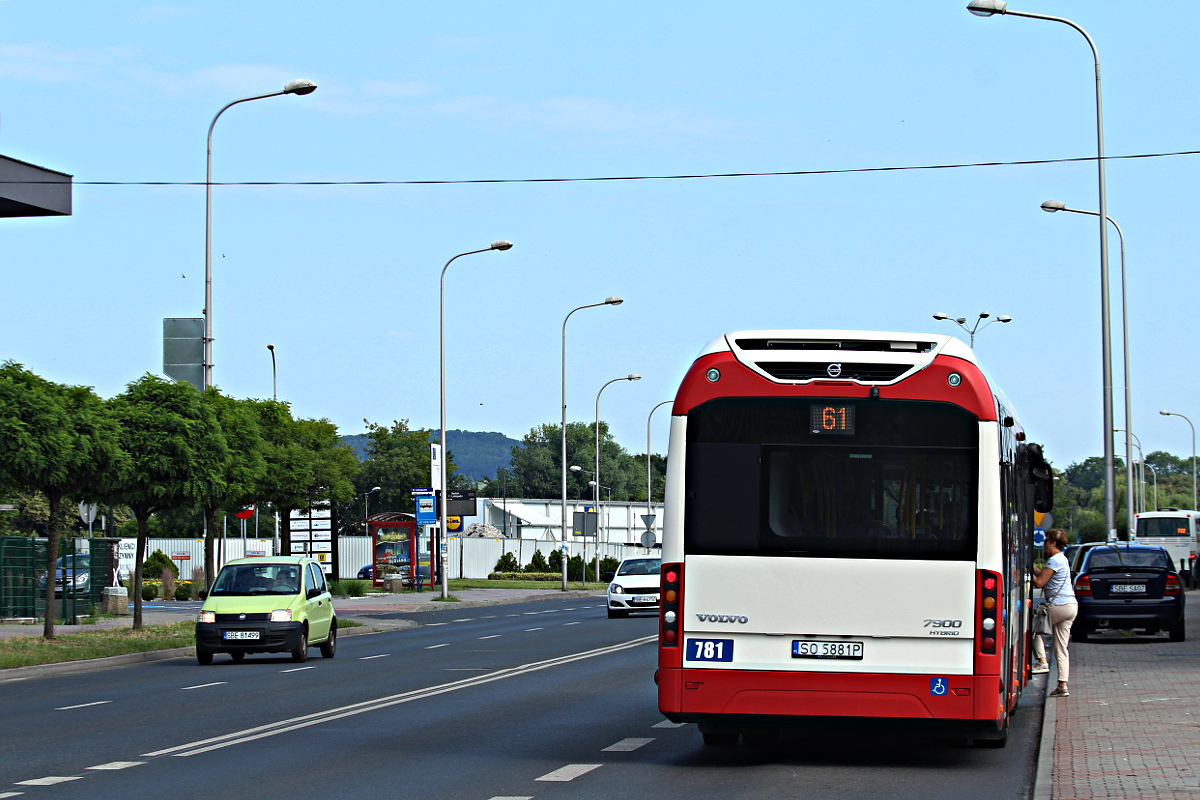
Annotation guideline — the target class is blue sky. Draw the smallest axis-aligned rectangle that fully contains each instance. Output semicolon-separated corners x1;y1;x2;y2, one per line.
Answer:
3;2;1199;472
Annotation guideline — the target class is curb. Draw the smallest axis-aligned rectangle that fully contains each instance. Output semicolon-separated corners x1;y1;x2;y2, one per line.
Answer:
337;589;603;615
1031;663;1058;800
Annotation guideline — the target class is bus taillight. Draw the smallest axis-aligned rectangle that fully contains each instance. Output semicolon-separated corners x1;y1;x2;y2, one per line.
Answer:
1074;575;1092;596
660;563;682;647
978;570;999;655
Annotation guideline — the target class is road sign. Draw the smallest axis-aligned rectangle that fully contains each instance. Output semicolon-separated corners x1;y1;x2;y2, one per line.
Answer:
78;502;98;525
640;530;657;548
234;505;255;520
410;487;435;496
415;495;437;526
1033;528;1046;548
641;514;656;530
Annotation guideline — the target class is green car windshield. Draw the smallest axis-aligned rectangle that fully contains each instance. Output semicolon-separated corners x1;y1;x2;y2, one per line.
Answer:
211;564;303;596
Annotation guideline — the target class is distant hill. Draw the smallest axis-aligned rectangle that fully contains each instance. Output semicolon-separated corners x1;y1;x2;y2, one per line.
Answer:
341;429;521;481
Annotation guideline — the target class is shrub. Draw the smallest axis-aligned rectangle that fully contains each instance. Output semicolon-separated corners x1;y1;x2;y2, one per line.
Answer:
526;549;549;573
567;554;586;582
494;552;520;573
190;568;205;599
343;580;368;598
174;582;191;601
547;549;562;574
487;572;561;582
161;567;175;600
599;556;620;578
143;550;178;581
141;583;158;601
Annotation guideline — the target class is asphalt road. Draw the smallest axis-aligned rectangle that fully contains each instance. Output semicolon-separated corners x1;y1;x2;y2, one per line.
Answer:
0;598;1041;800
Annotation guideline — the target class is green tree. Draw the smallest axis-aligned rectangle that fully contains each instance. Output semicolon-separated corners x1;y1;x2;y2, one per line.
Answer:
199;390;268;586
104;375;226;629
0;362;126;639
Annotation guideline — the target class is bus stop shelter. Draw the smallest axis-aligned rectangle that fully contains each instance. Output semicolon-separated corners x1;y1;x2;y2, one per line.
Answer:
0;154;72;218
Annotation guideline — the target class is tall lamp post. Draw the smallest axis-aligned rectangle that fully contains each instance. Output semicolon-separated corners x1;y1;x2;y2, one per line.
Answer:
362;486;381;532
439;241;513;599
646;400;672;544
931;312;1011;347
559;297;624;591
594;374;641;582
967;0;1117;541
1043;201;1134;537
204;79;317;390
1160;410;1197;509
1115;428;1143;519
267;343;277;401
1141;461;1158;511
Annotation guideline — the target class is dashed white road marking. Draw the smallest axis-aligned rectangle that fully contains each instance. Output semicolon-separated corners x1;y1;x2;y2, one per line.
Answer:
87;762;145;771
603;737;654;752
481;615;498;619
425;643;449;650
16;777;81;786
653;720;685;729
453;618;472;623
536;763;602;782
487;796;532;800
564;621;581;626
524;627;543;631
181;682;225;690
359;654;390;660
0;792;24;798
54;701;112;711
478;635;501;640
280;667;314;673
424;622;448;627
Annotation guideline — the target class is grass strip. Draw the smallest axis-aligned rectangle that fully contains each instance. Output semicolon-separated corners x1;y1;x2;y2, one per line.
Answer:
447;579;592;591
0;622;195;670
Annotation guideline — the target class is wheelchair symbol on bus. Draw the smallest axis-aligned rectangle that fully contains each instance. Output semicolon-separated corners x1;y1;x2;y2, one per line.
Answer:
930;677;948;696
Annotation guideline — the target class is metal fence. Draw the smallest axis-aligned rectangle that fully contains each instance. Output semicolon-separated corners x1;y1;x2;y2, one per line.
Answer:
0;537;119;621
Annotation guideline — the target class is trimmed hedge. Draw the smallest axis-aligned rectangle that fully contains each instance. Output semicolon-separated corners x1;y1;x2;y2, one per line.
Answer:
487;572;562;582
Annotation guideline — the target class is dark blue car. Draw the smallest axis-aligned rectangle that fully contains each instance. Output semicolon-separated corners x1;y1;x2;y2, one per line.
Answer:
1072;543;1186;642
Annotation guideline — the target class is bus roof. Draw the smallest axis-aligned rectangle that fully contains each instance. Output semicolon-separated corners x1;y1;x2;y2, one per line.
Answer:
699;330;977;364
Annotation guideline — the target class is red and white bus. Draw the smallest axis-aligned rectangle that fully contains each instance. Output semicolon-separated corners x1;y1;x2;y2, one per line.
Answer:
656;331;1053;747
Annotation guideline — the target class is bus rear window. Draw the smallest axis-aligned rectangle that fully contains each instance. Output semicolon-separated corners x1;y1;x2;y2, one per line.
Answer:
1137;518;1190;537
684;398;978;560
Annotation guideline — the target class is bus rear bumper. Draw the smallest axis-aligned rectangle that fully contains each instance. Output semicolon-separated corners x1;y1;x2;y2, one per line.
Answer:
658;667;1002;728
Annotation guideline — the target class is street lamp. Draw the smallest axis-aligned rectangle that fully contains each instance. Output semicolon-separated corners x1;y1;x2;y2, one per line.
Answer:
267;343;277;401
559;297;624;591
968;1;1117;541
646;400;672;544
439;241;513;599
1160;410;1197;509
931;312;1011;347
1141;461;1158;511
1044;200;1134;536
594;374;641;580
204;79;317;390
362;486;382;532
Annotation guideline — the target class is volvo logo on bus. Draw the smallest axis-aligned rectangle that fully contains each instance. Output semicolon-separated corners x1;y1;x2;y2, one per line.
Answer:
696;613;749;624
827;363;842;378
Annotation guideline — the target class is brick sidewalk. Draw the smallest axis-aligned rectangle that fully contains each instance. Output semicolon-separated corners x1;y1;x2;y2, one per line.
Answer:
1051;630;1200;799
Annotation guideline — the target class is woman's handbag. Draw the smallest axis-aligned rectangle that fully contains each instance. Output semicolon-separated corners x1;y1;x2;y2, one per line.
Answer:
1033;574;1061;635
1032;602;1052;635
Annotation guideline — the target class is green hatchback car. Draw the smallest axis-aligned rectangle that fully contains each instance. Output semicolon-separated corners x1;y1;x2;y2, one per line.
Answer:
195;556;337;665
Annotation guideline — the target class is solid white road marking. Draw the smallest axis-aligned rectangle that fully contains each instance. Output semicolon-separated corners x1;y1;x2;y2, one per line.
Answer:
87;762;145;770
652;720;685;729
602;737;654;752
54;701;112;710
181;682;225;690
143;636;656;759
359;654;390;660
536;764;602;782
280;667;314;673
425;643;449;650
478;635;501;640
16;777;82;786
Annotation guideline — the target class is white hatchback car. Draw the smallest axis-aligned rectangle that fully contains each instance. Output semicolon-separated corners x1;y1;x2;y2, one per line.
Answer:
606;557;662;618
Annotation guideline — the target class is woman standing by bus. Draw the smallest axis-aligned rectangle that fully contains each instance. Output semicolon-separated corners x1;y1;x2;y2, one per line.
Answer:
1032;528;1077;697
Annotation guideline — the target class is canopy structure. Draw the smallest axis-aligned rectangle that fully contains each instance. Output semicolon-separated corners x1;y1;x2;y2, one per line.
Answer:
0;154;72;217
488;500;560;539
